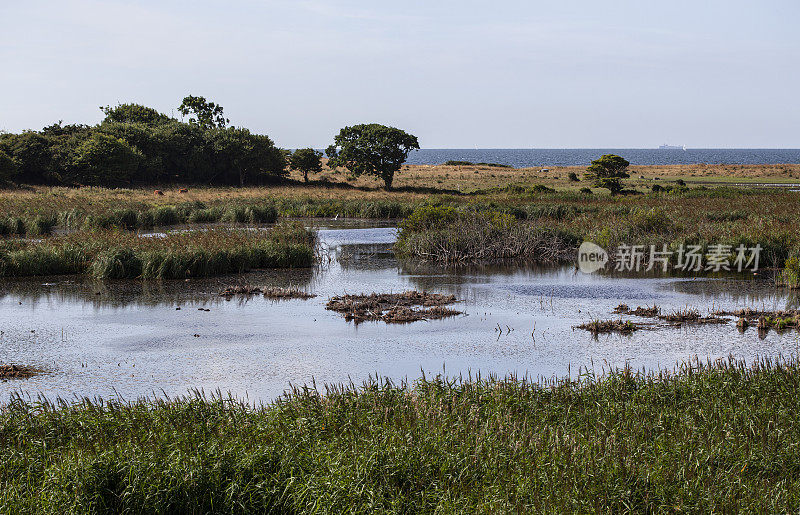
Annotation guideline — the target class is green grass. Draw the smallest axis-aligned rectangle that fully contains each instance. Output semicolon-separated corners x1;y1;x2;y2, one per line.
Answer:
0;193;416;236
0;222;315;279
0;356;798;512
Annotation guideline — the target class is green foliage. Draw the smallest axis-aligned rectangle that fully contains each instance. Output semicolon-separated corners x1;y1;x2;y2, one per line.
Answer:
326;124;419;190
0;226;315;279
0;149;16;183
399;205;459;233
68;133;143;185
178;95;229;129
208;127;287;186
4;357;794;512
783;255;800;288
100;103;171;126
567;171;579;182
444;160;473;166
0;131;57;184
585;154;630;194
290;148;323;182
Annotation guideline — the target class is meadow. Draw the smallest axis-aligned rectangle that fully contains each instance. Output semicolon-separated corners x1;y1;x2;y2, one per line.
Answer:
0;356;797;512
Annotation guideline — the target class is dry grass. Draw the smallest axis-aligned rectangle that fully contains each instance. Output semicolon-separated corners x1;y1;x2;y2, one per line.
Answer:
0;364;41;380
325;291;461;324
576;319;640;334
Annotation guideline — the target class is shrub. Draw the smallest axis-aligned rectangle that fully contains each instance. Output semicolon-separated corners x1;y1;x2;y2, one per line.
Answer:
68;133;143;185
782;255;800;288
568;172;579;182
399;205;459;233
0;149;16;183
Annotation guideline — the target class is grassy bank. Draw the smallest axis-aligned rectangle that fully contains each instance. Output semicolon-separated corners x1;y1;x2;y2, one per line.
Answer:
0;186;422;236
0;223;315;279
0;357;798;512
396;188;800;269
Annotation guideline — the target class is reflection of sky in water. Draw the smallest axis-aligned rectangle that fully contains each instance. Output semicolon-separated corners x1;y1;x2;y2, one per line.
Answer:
1;223;798;404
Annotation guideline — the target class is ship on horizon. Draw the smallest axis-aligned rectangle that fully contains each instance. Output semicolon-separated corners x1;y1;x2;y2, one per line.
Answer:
658;143;686;150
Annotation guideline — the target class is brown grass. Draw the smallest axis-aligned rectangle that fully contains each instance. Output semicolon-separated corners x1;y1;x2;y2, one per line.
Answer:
325;291;461;324
0;364;41;380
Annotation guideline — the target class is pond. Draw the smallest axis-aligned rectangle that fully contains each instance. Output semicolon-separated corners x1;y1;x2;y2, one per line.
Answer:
1;220;798;403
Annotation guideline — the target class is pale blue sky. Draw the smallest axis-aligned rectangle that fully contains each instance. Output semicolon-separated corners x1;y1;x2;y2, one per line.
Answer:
1;0;798;148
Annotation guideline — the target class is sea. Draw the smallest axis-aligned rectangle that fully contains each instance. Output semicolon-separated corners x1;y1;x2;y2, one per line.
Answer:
403;149;800;167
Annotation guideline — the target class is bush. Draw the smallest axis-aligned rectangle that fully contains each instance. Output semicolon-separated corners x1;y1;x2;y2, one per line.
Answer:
568;172;579;182
399;205;459;233
782;254;800;288
0;149;16;183
68;133;143;185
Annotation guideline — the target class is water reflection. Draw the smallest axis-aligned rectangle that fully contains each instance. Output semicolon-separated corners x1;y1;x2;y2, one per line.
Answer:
1;222;798;404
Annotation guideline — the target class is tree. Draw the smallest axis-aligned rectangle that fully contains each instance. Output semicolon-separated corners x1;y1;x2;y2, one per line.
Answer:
69;133;142;185
290;148;322;182
0;149;16;184
326;124;419;190
207;127;285;186
178;96;229;129
584;154;630;194
0;131;57;184
100;104;171;126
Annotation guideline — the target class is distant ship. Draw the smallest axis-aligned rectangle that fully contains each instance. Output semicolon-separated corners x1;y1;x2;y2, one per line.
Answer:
658;144;686;150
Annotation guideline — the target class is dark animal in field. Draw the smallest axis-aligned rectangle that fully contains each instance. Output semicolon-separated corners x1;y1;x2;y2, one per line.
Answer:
154;190;164;196
179;188;188;193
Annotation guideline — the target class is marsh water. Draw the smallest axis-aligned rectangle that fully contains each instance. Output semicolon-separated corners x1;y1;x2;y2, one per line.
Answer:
1;220;798;404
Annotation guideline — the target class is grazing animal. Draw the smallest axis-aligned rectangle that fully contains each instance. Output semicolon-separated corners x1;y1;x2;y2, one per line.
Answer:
179;188;188;193
154;190;164;196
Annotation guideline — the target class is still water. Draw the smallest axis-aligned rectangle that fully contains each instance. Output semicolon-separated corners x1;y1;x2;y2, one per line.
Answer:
1;222;798;403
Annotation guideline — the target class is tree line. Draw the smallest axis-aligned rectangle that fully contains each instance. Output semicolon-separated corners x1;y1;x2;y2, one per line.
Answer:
0;97;286;187
0;97;420;190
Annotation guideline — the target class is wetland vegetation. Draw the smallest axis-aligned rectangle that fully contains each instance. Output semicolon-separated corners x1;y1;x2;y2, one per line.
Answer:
0;356;798;512
0;223;315;279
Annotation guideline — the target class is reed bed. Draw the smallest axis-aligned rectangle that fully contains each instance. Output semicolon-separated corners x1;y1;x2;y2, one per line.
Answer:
0;223;315;279
394;206;580;264
0;356;798;512
0;187;421;236
395;188;800;270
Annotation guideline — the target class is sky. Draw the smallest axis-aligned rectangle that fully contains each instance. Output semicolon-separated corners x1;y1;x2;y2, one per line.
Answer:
1;0;798;148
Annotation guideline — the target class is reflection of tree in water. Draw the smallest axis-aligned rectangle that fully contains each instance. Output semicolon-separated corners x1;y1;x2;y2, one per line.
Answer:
398;262;574;304
0;269;317;309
